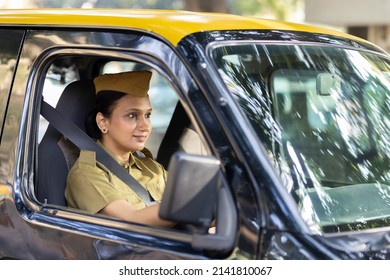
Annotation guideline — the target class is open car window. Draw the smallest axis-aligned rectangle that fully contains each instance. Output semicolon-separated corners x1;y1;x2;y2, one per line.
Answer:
37;54;207;209
39;59;179;156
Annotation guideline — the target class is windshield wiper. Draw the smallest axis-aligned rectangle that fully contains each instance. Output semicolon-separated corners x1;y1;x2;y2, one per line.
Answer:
320;179;354;188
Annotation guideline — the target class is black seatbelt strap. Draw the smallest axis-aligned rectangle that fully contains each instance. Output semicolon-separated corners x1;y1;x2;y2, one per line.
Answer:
40;100;154;206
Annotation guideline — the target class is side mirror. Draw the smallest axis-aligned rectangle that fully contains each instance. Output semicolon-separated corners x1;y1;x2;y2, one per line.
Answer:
160;152;237;252
159;152;219;228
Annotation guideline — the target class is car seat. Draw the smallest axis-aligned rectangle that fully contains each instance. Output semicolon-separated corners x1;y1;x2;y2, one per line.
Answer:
156;102;208;170
37;79;96;206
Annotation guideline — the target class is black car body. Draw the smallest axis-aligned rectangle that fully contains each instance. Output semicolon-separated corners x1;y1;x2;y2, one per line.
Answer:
0;9;389;260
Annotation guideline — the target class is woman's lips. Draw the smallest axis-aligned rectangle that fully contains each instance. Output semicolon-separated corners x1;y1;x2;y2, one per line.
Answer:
133;135;148;142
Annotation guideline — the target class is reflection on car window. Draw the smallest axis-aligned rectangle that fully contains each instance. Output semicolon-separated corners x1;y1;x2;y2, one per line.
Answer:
0;30;24;139
212;43;390;234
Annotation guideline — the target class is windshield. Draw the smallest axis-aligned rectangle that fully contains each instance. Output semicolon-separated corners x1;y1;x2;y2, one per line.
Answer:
211;43;390;234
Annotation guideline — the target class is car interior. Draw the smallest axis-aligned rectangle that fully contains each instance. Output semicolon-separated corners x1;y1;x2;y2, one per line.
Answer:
36;55;207;209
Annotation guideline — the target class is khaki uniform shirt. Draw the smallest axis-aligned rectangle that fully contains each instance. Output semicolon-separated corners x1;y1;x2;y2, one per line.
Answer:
65;142;167;214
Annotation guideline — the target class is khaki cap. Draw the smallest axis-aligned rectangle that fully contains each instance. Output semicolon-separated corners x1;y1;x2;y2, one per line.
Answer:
93;70;152;97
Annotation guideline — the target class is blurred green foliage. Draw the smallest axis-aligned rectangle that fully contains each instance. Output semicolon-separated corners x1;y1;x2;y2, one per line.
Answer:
33;0;302;20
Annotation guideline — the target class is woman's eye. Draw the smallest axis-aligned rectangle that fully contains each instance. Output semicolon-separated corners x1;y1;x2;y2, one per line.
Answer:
128;113;137;119
146;113;152;119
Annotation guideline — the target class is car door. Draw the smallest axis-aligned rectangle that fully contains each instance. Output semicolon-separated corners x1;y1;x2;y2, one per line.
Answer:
0;27;241;260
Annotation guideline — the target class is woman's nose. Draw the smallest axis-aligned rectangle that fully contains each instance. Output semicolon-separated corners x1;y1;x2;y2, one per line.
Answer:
138;116;151;131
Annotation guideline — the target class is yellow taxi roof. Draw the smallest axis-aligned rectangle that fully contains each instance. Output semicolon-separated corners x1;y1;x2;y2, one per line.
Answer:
0;9;362;46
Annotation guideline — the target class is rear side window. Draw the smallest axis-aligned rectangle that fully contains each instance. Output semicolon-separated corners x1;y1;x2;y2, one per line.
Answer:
0;29;24;141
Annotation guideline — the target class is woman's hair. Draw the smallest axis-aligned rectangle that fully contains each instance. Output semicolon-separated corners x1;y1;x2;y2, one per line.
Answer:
85;90;126;139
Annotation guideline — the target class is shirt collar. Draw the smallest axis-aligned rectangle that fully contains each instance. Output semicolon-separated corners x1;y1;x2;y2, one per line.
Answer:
96;140;143;170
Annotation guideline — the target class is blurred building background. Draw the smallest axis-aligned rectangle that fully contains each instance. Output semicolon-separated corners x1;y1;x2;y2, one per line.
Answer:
0;0;388;52
305;0;390;52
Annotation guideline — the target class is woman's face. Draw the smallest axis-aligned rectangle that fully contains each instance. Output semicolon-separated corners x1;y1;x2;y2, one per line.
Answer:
98;94;152;156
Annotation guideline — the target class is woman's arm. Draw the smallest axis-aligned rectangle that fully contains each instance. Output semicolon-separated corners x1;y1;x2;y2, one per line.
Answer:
99;199;174;228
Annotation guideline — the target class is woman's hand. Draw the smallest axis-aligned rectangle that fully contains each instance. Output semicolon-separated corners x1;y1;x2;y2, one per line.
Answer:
99;199;174;227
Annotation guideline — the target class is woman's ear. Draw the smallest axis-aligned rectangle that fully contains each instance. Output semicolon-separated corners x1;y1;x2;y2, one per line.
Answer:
96;112;108;133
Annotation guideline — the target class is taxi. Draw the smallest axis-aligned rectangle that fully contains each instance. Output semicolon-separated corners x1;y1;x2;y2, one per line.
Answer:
0;9;389;259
